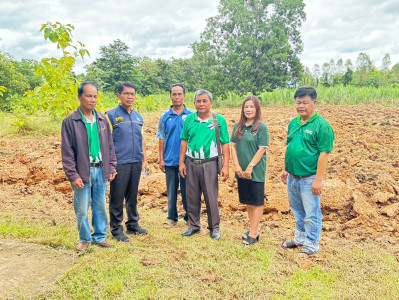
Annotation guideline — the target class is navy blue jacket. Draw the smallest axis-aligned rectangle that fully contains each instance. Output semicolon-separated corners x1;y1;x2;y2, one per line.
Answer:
106;105;144;164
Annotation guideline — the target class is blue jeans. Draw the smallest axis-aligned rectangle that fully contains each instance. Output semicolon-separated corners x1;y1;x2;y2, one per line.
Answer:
165;166;187;222
287;174;321;252
72;167;108;243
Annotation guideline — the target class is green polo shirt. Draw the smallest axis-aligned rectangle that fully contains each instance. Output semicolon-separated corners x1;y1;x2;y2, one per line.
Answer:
79;107;102;163
285;112;334;176
180;112;229;159
230;121;269;182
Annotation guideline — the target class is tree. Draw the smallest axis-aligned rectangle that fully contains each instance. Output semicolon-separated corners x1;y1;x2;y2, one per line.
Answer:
382;53;391;72
191;0;306;95
85;39;141;91
23;22;90;118
354;52;373;86
0;51;30;111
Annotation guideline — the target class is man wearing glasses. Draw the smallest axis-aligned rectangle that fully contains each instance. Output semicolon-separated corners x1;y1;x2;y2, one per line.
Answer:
156;83;194;229
106;82;148;242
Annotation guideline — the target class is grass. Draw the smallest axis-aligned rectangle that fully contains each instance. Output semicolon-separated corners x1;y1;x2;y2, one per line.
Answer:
2;207;399;299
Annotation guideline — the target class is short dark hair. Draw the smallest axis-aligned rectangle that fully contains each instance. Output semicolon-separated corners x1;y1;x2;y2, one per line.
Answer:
170;83;185;95
194;89;213;102
78;82;97;96
294;87;317;102
118;82;137;94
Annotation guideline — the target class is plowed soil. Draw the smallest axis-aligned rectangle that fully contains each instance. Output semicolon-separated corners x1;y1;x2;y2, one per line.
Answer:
1;105;399;297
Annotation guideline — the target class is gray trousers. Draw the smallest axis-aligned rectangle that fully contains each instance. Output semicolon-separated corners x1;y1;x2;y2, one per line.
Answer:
185;157;220;231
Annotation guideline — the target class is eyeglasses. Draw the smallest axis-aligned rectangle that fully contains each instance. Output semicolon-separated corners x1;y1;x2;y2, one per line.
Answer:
121;92;136;96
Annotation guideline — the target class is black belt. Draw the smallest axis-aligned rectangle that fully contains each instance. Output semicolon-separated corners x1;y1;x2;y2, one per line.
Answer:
186;156;218;165
90;161;103;168
291;174;315;179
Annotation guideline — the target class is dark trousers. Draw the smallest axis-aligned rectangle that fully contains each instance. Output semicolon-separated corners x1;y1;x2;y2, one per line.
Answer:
165;166;188;222
109;162;142;236
185;157;220;231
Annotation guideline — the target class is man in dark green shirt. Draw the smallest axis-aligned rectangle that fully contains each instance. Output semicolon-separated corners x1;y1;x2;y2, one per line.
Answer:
281;87;334;256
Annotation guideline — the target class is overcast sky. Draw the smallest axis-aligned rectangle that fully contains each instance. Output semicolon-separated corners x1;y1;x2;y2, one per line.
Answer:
1;0;398;74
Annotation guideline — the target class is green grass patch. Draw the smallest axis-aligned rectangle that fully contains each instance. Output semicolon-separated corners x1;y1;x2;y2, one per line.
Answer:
2;207;399;299
0;213;76;249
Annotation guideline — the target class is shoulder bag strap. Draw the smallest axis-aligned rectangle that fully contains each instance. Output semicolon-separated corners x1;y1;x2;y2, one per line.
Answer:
212;112;222;158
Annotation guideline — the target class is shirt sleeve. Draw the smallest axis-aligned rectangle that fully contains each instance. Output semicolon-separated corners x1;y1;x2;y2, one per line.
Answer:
155;111;167;139
230;123;238;143
218;115;229;144
258;122;269;147
180;114;190;141
317;122;334;152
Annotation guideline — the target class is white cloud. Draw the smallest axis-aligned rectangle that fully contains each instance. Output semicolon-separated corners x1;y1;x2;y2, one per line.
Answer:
0;0;398;74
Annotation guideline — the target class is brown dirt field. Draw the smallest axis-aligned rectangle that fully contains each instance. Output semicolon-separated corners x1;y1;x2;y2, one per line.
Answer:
1;105;399;297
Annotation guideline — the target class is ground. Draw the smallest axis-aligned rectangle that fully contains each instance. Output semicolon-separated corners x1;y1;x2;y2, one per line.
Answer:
1;105;399;298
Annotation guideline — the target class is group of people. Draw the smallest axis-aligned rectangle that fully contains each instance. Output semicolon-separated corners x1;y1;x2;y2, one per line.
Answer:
61;82;334;257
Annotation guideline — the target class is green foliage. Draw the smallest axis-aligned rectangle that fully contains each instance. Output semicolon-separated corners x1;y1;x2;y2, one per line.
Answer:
84;39;141;92
23;22;90;119
192;0;306;96
0;51;30;111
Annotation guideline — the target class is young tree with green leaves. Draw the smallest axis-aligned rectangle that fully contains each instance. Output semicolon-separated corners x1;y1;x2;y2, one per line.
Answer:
23;22;90;118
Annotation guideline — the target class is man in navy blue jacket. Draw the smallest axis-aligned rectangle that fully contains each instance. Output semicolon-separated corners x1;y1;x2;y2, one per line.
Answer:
107;82;148;242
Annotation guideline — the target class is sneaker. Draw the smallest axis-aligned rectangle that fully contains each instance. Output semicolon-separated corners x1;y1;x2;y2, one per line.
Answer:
210;230;221;240
126;225;148;235
113;233;130;242
93;240;114;248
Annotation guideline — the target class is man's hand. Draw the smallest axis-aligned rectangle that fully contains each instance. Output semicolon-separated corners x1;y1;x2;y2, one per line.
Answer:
142;159;148;171
220;166;229;182
281;170;288;185
179;163;186;178
109;172;117;182
312;177;323;195
159;159;165;173
72;178;84;189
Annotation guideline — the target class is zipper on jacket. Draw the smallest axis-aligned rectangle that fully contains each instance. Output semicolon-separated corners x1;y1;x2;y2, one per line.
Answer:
129;112;135;163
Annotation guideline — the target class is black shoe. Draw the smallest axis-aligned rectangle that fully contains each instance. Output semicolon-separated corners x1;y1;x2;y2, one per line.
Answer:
210;230;221;240
113;233;130;242
182;228;200;237
126;225;148;235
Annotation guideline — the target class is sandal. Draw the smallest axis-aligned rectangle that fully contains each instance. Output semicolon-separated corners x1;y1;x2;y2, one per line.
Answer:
298;247;316;256
281;239;302;249
163;219;177;229
242;228;261;240
243;234;260;245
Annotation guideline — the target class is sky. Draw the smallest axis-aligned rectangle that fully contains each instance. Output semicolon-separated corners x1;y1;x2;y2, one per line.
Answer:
1;0;398;74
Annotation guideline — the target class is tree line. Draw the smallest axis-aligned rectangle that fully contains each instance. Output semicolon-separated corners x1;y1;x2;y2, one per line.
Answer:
1;0;398;116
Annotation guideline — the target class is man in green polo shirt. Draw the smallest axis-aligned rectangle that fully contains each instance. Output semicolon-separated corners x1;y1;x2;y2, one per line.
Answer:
179;89;230;240
281;86;334;256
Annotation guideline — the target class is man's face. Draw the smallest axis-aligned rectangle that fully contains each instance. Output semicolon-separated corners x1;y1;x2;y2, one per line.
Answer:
194;94;212;114
118;87;136;110
78;84;98;111
295;95;316;119
170;86;185;107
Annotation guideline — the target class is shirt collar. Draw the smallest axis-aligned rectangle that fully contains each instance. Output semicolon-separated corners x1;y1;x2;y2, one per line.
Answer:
296;111;319;126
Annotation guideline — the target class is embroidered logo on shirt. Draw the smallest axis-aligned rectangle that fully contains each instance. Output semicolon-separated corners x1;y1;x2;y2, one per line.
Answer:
208;124;214;130
251;130;258;136
116;117;123;122
182;115;187;121
305;129;313;135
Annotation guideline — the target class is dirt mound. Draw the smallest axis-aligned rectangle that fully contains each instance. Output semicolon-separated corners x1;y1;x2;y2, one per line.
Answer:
1;106;399;242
